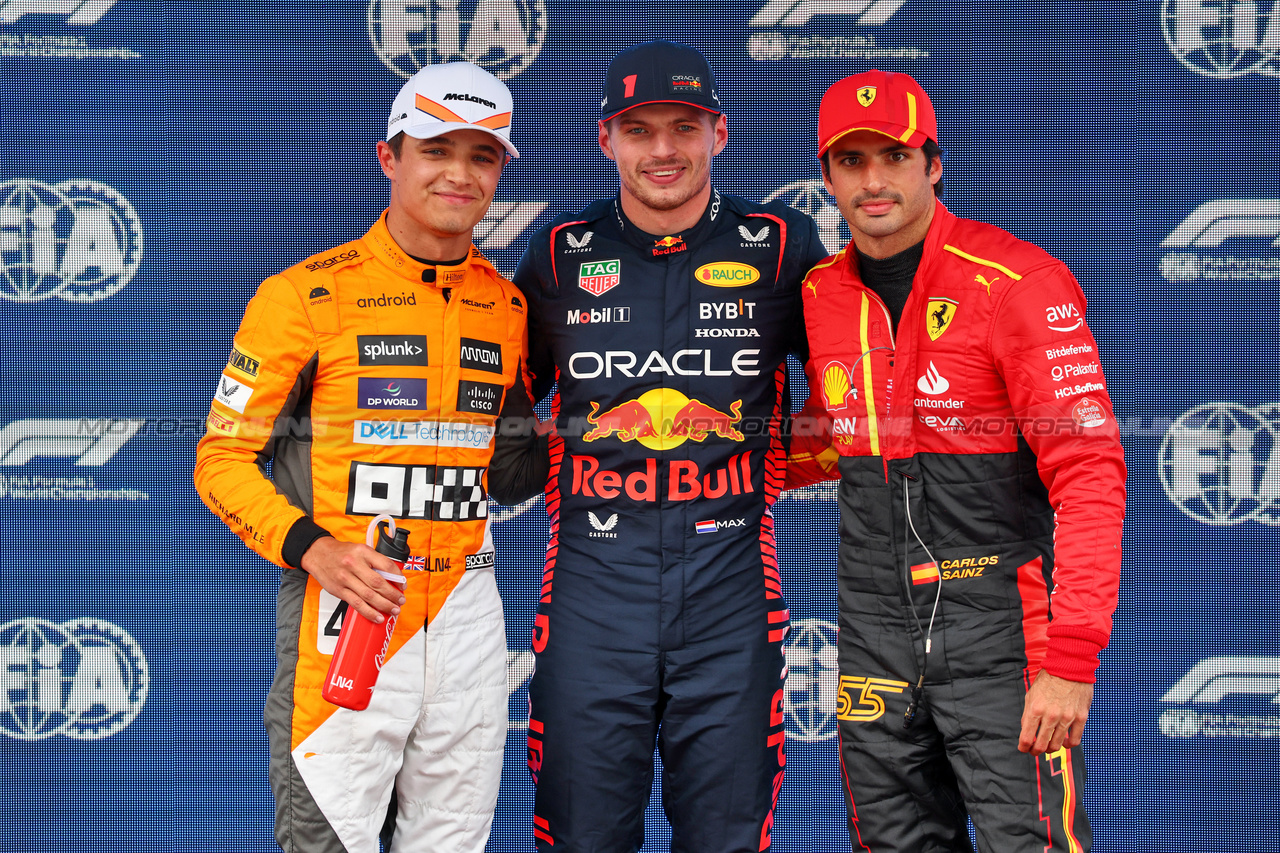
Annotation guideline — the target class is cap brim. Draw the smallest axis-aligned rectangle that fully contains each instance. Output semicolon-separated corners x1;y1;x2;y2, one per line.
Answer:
601;100;721;123
394;120;520;159
819;123;927;156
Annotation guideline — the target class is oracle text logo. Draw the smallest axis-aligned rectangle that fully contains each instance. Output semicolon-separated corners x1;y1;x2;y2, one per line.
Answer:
1159;403;1280;525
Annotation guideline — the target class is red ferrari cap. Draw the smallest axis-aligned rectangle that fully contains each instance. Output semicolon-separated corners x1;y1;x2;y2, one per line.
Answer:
818;69;938;156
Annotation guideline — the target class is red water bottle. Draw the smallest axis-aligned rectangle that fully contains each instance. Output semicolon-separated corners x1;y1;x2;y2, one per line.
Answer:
321;516;409;711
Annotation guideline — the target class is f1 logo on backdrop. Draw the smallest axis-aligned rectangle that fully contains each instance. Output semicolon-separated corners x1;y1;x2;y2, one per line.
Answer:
746;0;927;63
366;0;547;80
1161;0;1280;79
0;618;149;741
0;179;143;303
1159;656;1280;738
1160;199;1280;282
0;418;142;466
1159;403;1280;526
475;201;548;254
0;0;117;24
749;0;907;26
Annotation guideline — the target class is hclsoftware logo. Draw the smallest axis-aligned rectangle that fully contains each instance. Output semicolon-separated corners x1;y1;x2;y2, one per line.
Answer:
367;0;546;80
1160;656;1280;738
0;179;143;303
0;618;149;741
1160;199;1280;282
1159;403;1280;526
746;0;927;62
1161;0;1280;78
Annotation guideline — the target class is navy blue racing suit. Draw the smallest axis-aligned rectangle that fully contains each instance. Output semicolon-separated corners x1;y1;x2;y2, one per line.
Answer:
511;190;826;852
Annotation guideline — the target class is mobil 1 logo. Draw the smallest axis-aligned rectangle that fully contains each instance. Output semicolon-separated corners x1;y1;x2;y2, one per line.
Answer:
458;380;503;415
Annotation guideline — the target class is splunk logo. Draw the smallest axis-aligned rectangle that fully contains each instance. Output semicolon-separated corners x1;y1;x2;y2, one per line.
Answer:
0;617;149;741
1159;402;1280;526
1159;656;1280;738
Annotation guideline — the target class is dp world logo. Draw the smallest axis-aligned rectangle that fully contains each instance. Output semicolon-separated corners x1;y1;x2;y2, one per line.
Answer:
367;0;547;80
1159;402;1280;526
1161;0;1280;79
0;179;144;304
783;618;839;742
765;181;851;255
0;618;149;741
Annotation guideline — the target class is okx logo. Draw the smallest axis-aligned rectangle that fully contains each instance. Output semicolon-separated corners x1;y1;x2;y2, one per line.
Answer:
367;0;547;80
1159;403;1280;526
0;618;149;741
1161;0;1280;79
0;179;144;303
1160;199;1280;282
1160;656;1280;738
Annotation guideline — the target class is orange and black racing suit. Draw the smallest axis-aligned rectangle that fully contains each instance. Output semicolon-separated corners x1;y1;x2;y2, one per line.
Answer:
193;212;531;853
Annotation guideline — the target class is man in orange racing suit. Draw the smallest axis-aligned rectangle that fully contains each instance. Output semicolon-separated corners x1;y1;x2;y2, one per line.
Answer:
193;62;538;853
787;70;1126;852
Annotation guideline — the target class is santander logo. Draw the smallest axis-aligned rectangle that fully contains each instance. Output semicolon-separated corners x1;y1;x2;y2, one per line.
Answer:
916;362;950;395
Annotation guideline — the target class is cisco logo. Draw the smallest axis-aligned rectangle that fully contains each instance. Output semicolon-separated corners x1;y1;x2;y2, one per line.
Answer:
0;618;149;741
1159;403;1280;526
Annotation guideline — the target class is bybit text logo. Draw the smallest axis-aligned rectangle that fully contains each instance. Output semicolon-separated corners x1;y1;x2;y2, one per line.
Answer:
0;179;144;303
1159;656;1280;738
367;0;547;80
747;0;926;63
1161;0;1280;79
1159;199;1280;282
1159;403;1280;526
0;618;149;741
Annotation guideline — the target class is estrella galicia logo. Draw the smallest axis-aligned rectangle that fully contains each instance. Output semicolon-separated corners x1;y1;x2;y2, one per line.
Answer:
0;617;149;742
357;335;428;366
357;378;427;410
460;338;503;374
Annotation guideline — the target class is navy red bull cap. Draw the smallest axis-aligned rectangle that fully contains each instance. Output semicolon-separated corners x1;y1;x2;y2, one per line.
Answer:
601;40;722;123
818;69;938;156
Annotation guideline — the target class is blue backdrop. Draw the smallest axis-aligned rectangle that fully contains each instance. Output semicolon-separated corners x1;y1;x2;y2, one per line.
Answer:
2;1;1278;850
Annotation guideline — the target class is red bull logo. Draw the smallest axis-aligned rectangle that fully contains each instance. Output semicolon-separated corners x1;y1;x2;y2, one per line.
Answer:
582;390;744;448
571;452;755;502
653;235;687;256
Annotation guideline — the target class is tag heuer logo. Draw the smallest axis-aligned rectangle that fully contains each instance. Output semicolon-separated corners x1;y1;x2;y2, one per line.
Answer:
579;259;621;297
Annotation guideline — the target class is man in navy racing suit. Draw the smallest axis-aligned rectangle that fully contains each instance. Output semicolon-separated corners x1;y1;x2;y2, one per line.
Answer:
507;40;827;853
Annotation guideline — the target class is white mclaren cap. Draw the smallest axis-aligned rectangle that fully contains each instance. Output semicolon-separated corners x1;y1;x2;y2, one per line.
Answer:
386;61;519;158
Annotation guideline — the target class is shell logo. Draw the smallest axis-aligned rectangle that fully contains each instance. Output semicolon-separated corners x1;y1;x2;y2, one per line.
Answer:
822;362;854;410
696;262;760;288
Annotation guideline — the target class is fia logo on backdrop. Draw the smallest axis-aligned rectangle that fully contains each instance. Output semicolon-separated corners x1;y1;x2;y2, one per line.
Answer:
1161;0;1280;79
367;0;546;80
1159;403;1280;527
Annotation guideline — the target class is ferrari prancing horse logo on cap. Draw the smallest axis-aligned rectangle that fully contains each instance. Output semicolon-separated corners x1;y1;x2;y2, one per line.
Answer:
857;86;877;107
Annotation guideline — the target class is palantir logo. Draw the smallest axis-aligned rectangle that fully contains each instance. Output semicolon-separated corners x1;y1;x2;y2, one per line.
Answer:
1160;199;1280;282
783;618;839;742
0;0;118;24
367;0;547;80
1162;0;1280;79
1159;403;1280;526
765;181;851;255
0;179;143;303
0;618;149;741
1159;656;1280;738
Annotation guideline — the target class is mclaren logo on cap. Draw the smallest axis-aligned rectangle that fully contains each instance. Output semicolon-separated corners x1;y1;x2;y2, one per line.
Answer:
857;86;877;107
415;93;511;130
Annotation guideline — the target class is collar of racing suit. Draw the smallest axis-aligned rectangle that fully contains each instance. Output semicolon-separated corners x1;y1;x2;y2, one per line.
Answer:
610;187;724;250
364;209;497;287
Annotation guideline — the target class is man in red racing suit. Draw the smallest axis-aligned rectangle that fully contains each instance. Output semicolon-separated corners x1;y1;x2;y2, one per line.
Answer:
787;70;1126;852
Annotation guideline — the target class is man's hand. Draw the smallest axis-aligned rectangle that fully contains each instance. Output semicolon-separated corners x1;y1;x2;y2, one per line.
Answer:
299;537;406;624
1018;671;1094;755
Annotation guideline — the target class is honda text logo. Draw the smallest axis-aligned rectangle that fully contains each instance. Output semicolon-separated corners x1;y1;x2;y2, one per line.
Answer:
1160;199;1280;282
1159;403;1280;526
0;618;149;741
1160;656;1280;738
1161;0;1280;79
367;0;547;80
747;0;926;63
0;179;144;303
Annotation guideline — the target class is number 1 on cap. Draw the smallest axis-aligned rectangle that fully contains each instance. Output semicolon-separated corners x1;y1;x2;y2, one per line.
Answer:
623;75;637;98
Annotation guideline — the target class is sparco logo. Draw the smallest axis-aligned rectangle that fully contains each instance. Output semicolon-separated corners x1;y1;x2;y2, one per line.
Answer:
0;418;142;466
0;617;148;741
1159;200;1280;283
0;0;119;24
1161;0;1280;79
1159;656;1280;738
0;179;143;303
366;0;547;80
306;249;359;271
443;92;497;109
1159;402;1280;526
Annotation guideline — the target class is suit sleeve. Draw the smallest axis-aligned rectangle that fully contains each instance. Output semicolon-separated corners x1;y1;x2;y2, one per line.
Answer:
193;274;326;570
990;264;1127;683
488;354;550;506
785;274;841;490
513;237;556;404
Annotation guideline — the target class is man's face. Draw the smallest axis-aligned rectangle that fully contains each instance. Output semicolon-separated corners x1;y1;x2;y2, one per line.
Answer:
823;130;941;258
377;129;505;242
599;104;727;217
